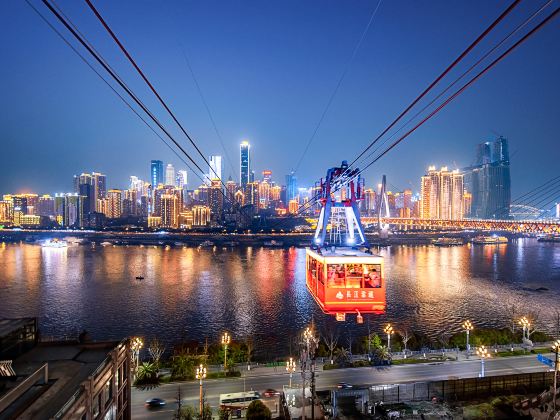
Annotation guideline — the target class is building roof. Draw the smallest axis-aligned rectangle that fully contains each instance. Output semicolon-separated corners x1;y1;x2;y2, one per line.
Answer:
0;318;35;339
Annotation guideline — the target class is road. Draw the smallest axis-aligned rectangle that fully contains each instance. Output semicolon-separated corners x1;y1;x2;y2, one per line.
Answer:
132;354;553;418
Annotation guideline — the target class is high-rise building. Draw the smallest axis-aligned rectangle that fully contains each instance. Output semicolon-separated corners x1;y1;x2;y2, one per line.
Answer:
0;200;13;224
258;181;270;209
288;199;299;214
225;178;237;205
364;189;376;215
192;205;211;226
240;141;250;188
420;166;464;220
176;170;188;189
555;203;560;219
262;170;272;183
165;164;175;186
209;156;223;181
92;172;107;200
107;189;123;219
151;160;164;188
123;189;138;216
285;172;298;203
37;195;55;218
55;193;84;227
464;136;511;219
161;194;179;228
208;180;224;219
244;182;260;207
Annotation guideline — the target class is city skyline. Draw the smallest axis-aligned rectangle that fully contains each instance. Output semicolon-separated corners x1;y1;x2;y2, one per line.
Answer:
1;1;558;196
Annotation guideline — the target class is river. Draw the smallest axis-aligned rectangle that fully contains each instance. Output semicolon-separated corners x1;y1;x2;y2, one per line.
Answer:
0;239;559;357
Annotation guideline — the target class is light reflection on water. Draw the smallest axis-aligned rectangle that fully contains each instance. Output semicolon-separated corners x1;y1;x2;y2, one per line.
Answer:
0;240;559;356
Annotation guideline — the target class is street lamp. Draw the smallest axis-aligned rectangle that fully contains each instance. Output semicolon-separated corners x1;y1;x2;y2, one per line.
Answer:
221;332;231;372
196;364;207;414
384;324;394;353
286;357;296;388
130;337;144;376
551;339;560;413
476;345;490;378
462;320;473;357
518;317;530;342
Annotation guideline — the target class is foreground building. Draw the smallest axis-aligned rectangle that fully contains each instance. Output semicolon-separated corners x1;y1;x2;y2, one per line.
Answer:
0;318;131;419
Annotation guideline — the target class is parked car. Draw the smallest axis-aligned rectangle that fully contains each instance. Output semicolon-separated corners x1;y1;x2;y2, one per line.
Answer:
145;398;166;407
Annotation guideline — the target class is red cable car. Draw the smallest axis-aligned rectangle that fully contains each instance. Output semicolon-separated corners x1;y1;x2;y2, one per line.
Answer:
306;161;386;321
306;247;386;319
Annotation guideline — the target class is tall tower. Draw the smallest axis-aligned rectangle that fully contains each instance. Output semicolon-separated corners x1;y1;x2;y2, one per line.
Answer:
240;141;250;189
151;160;164;188
165;164;176;186
209;156;223;181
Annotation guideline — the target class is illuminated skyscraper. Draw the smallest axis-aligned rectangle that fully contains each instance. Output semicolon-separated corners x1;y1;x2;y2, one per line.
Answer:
262;170;272;183
192;205;211;226
161;194;179;228
285;172;298;203
176;170;188;188
165;164;176;186
464;136;511;219
151;160;164;187
92;172;107;200
107;189;123;219
208;179;224;218
55;193;84;227
240;141;250;188
420;166;464;220
209;156;223;181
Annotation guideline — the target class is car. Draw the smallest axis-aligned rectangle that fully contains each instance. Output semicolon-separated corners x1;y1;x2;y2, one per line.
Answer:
145;398;166;407
337;382;353;389
263;388;281;397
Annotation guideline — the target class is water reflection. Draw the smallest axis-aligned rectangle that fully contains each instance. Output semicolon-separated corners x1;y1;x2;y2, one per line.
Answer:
0;241;558;355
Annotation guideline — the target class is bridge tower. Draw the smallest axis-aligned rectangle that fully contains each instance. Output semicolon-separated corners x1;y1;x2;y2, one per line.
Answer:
313;161;369;247
376;175;391;238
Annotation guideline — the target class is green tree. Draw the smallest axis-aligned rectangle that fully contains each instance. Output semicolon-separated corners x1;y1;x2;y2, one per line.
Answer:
198;403;213;420
218;408;230;420
176;405;197;420
171;353;198;380
135;362;157;384
246;400;271;420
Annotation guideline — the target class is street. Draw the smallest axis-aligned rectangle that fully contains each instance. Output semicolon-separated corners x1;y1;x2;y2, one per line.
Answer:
131;353;554;418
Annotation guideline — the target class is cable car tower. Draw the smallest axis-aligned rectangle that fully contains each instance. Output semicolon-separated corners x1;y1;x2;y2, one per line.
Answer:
313;160;369;248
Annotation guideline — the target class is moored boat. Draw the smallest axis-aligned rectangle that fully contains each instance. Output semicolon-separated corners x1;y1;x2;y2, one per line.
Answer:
472;235;508;245
42;238;68;248
434;237;464;246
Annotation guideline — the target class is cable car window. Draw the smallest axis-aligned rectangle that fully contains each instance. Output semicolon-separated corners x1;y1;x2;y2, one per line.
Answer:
364;264;382;288
327;264;345;288
345;264;363;288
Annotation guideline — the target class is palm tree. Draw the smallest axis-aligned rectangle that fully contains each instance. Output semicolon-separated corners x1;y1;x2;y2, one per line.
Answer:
137;362;157;382
375;346;391;364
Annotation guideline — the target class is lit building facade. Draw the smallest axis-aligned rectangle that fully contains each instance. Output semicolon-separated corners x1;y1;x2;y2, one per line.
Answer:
107;190;123;219
240;141;250;188
192;205;211;226
165;164;175;186
161;194;179;228
151;160;164;188
420;166;464;220
209;155;223;181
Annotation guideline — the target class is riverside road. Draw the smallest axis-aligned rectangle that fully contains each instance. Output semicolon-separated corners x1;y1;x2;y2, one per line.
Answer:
131;353;554;418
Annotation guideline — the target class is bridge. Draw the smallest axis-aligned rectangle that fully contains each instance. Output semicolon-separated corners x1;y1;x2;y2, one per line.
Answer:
360;217;560;234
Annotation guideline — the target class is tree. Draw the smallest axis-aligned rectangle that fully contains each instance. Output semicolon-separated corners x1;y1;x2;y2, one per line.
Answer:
136;362;157;383
245;338;254;367
218;408;230;420
171;353;198;380
246;400;271;420
504;297;520;334
438;330;451;356
322;329;339;364
374;345;391;364
526;310;540;341
401;328;411;356
335;347;352;366
148;338;165;370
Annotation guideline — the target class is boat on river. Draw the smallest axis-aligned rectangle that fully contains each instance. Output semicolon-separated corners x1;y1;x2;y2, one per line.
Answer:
434;237;464;246
263;240;283;247
472;235;508;245
42;238;68;248
537;235;560;243
198;240;214;248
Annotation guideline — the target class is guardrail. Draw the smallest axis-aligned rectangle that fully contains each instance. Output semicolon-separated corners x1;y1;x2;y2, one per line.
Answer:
0;363;48;414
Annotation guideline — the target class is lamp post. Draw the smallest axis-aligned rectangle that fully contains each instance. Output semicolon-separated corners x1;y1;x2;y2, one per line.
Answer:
196;364;207;414
286;357;296;388
384;324;394;353
462;320;473;358
221;332;231;373
552;339;560;413
518;316;532;345
476;345;490;378
130;337;143;377
301;327;318;420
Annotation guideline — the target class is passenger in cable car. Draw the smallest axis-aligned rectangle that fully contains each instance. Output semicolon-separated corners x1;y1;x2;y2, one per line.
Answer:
365;269;381;288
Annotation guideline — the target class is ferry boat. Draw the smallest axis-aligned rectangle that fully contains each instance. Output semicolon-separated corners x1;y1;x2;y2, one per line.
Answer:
434;237;464;246
198;240;214;248
100;241;112;246
306;161;386;321
537;235;560;243
472;235;508;245
263;240;283;247
42;238;68;248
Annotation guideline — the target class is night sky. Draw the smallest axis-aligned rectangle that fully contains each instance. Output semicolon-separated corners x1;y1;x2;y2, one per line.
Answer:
0;0;558;197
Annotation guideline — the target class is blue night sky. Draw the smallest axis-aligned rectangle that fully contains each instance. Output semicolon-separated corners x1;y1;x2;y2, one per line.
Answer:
0;0;558;197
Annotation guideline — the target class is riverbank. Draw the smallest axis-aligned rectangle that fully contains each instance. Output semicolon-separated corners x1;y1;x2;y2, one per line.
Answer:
0;228;534;248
